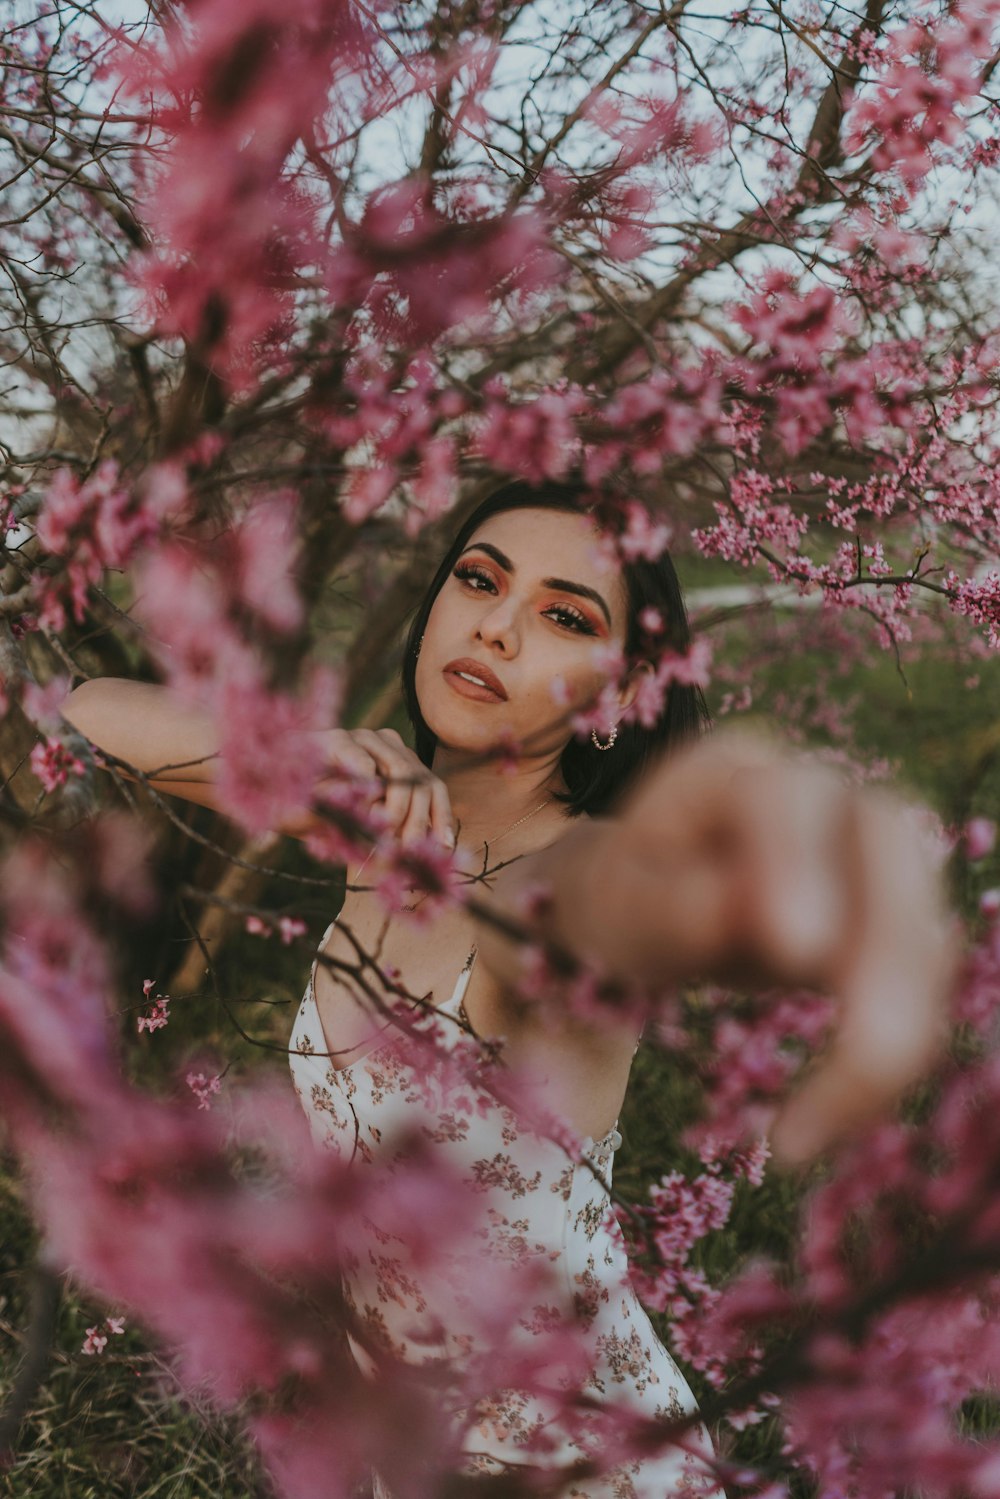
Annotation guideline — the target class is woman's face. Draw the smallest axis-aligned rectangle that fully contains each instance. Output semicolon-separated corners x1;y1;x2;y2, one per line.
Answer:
415;506;632;759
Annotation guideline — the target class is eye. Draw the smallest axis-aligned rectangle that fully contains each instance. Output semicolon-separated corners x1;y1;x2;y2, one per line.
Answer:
453;561;596;635
543;604;596;636
453;562;497;593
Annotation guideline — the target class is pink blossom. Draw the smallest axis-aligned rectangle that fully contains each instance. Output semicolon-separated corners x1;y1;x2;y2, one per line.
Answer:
734;275;851;367
844;6;997;185
409;435;458;529
34;461;164;629
342;464;398;525
186;1071;222;1110
134;543;257;705
119;0;368;391
140;462;189;522
773;382;834;455
302;774;388;872
684;988;837;1148
350;188;556;342
30;738;85;792
947;569;1000;648
617;500;672;562
372;834;467;924
628;639;713;729
138;985;170;1034
214;664;339;838
693;469;809;571
569;677;626;740
81;1325;108;1355
964;817;997;862
598;366;722;471
22;674;73;731
234;492;304;634
477;388;583;483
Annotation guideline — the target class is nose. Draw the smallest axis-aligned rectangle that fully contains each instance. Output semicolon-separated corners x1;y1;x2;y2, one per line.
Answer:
475;598;520;656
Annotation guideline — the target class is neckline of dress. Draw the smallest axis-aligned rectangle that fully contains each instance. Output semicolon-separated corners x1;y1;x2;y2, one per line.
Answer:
301;912;624;1157
306;939;477;1077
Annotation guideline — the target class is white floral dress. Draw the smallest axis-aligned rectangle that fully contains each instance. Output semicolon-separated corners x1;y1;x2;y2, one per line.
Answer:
288;919;718;1498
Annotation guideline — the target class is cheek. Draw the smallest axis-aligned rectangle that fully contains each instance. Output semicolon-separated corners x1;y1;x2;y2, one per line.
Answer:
534;642;612;713
423;589;461;647
415;595;457;695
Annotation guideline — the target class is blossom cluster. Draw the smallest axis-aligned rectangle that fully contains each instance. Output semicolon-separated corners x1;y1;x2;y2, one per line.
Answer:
137;979;170;1035
845;1;1000;186
0;828;712;1496
82;1316;126;1356
33;460;185;632
186;1071;222;1110
131;497;346;840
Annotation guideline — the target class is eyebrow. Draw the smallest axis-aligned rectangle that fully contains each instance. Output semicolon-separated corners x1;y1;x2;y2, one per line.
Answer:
458;541;612;629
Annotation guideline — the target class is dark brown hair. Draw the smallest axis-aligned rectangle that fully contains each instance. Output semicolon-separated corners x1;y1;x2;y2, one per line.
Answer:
400;481;708;817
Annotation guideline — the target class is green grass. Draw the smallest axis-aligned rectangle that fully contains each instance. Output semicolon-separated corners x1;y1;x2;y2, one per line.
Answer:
0;1168;271;1499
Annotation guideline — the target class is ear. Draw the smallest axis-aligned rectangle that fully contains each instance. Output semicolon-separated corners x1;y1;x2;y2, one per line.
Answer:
617;659;654;718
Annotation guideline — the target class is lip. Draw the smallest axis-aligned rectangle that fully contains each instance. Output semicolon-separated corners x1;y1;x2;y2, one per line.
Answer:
442;658;508;701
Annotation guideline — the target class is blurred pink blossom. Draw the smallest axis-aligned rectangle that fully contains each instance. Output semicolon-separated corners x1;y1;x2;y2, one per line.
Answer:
30;738;85;792
186;1071;222;1110
965;817;997;862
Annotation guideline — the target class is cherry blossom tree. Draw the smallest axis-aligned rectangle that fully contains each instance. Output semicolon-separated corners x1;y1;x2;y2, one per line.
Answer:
2;0;1000;1494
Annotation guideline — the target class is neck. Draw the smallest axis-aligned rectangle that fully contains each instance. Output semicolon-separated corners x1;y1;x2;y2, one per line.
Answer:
432;742;570;852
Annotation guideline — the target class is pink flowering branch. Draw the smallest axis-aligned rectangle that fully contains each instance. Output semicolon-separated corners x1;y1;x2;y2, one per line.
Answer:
4;2;1000;1493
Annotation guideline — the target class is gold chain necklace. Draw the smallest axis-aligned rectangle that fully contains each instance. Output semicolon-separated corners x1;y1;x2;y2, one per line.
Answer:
401;797;551;913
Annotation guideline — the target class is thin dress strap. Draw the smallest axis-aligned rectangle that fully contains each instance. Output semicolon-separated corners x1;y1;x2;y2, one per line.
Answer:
444;945;479;1031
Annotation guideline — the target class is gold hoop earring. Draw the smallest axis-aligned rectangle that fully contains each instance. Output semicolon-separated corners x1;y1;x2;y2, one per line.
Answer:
591;725;618;751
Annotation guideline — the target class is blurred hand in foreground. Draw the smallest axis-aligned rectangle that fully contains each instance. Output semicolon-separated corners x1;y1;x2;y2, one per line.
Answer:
549;728;959;1166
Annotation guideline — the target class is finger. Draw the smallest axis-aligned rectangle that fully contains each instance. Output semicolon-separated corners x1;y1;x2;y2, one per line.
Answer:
606;745;838;989
361;732;447;846
323;732;382;786
399;782;433;847
617;722;784;835
428;776;456;847
355;732;418;835
731;760;851;985
769;795;954;1165
582;833;734;988
319;748;382;810
376;727;405;747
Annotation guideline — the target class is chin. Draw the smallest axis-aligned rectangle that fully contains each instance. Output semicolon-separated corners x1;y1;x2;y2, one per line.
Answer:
428;710;510;753
419;682;511;750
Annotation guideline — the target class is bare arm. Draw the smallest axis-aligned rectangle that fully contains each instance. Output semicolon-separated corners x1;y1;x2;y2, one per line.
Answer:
62;679;333;838
62;678;223;787
471;730;956;1166
61;679;456;846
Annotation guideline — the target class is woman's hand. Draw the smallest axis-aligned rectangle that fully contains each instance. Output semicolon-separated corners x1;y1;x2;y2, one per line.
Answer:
476;726;958;1166
596;728;958;1163
315;727;455;849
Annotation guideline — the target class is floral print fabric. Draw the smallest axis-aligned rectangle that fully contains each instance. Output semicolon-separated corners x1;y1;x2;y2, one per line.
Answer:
288;920;717;1497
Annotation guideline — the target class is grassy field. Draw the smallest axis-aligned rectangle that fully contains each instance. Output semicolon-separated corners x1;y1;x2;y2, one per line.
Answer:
2;600;999;1497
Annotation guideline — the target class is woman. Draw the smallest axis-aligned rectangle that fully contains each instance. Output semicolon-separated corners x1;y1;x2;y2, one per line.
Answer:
63;481;954;1497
